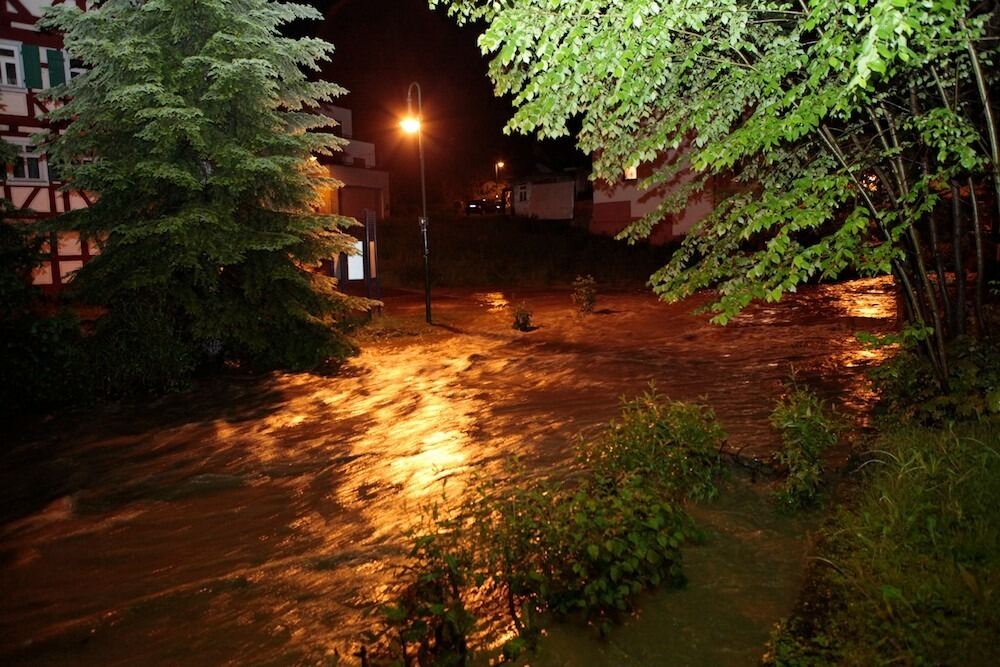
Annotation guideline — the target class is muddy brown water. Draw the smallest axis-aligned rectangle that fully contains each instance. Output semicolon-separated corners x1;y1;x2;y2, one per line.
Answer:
0;279;895;666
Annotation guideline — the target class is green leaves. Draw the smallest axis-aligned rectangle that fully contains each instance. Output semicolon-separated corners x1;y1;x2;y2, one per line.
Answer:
436;0;996;344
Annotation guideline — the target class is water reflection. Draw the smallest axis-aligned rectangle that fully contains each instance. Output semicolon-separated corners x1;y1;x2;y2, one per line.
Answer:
474;291;511;312
828;276;896;320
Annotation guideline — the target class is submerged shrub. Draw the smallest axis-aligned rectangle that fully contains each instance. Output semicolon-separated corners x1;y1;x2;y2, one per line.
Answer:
511;302;533;331
770;384;840;510
571;274;597;314
577;387;726;500
471;473;696;635
374;388;719;664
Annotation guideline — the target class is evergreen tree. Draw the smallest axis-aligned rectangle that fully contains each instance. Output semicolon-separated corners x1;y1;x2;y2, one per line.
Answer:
40;0;362;369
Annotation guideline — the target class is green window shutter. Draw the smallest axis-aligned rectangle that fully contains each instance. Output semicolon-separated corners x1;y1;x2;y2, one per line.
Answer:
20;44;42;89
47;49;65;87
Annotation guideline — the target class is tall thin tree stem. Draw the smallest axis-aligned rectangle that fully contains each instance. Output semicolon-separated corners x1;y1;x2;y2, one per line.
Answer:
950;181;967;335
968;177;987;336
962;23;1000;227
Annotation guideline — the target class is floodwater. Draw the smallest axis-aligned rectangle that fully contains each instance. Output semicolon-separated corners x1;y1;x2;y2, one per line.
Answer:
0;279;895;666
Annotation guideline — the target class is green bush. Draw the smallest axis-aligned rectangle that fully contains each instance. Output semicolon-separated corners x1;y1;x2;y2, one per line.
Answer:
770;384;840;510
577;387;726;500
571;274;597;314
378;507;477;667
766;419;1000;665
0;218;91;415
472;474;695;633
0;310;89;415
871;339;1000;424
373;389;717;664
88;294;198;397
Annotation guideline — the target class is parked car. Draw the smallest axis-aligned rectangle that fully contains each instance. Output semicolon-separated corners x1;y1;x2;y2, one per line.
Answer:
465;198;502;215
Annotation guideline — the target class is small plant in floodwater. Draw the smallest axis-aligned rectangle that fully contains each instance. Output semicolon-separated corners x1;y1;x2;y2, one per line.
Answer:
571;274;598;314
376;504;478;666
770;383;840;510
511;302;533;331
576;385;727;501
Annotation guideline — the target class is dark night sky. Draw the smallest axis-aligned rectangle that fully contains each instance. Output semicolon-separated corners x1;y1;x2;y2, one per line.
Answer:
302;0;586;213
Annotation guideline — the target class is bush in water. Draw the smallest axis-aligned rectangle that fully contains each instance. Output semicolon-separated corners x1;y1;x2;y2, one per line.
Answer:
770;383;840;510
511;302;533;331
577;386;727;501
571;274;597;314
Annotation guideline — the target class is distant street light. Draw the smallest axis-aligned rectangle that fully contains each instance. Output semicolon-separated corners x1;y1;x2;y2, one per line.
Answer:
495;161;506;214
400;82;431;324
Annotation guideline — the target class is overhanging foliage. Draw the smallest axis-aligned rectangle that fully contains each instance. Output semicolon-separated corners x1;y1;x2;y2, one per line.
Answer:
434;0;999;387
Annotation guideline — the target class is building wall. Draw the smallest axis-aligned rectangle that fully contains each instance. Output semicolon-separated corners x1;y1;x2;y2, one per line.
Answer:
321;104;354;138
339;138;376;169
2;0;92;290
326;164;390;221
591;147;714;245
319;104;378;169
512;179;575;220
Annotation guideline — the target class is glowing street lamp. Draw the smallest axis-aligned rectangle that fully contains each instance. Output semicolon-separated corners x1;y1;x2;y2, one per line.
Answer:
401;81;431;324
494;160;505;181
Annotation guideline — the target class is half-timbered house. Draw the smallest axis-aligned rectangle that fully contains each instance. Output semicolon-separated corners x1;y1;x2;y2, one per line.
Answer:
1;0;89;293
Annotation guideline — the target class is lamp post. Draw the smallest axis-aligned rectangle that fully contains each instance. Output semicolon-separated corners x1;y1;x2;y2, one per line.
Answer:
401;81;431;324
494;161;506;213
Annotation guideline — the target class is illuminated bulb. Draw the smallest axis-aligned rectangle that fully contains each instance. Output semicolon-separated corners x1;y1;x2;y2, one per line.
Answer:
400;117;421;134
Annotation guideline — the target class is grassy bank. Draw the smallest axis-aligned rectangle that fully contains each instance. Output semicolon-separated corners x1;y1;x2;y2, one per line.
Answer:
375;216;675;289
767;417;1000;666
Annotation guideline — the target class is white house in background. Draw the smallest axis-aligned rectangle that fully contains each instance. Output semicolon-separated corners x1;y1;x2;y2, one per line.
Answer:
512;173;577;220
1;0;91;292
591;150;716;245
316;103;390;222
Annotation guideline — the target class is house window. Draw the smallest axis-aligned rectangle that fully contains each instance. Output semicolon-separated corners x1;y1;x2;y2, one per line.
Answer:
46;48;66;87
47;157;61;182
517;186;528;202
0;44;21;87
69;57;86;79
10;142;47;182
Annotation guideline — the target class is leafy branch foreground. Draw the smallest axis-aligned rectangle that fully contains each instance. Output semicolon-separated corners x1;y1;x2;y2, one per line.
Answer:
365;390;727;666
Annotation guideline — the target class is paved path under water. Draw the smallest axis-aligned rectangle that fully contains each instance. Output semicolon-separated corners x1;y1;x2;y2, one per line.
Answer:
0;279;895;665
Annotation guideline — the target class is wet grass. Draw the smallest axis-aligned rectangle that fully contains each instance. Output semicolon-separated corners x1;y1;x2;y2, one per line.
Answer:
766;417;1000;666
